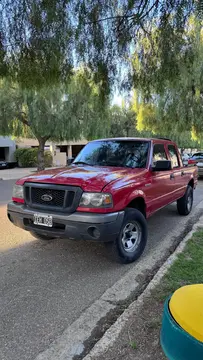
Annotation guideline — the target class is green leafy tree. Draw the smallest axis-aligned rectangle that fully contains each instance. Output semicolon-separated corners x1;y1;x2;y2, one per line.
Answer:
1;1;203;93
108;103;162;140
108;104;138;137
132;17;203;144
0;71;109;170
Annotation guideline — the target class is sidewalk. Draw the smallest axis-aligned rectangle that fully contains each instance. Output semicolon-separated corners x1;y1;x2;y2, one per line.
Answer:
0;167;36;181
85;216;203;360
0;167;58;181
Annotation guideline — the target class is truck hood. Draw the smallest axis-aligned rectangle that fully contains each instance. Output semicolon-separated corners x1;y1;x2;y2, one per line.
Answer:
18;165;145;192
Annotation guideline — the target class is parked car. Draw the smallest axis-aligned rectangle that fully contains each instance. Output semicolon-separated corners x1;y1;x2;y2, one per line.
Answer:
7;162;18;169
188;152;203;178
0;161;17;169
0;160;8;169
8;137;198;264
182;153;190;166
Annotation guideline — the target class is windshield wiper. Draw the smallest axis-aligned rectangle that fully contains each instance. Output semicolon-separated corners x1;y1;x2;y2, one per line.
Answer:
73;161;91;166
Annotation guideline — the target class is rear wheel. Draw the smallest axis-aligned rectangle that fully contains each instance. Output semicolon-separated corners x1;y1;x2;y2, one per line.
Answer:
177;185;193;216
105;208;148;264
30;231;56;241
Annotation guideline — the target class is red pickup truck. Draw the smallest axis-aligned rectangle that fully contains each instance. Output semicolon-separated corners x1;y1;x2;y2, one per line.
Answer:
8;138;198;263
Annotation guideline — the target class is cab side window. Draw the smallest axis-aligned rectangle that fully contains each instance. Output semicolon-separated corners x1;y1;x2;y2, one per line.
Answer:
168;145;180;168
153;144;167;166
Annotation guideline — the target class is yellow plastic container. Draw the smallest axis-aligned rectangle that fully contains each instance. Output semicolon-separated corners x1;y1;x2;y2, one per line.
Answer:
169;284;203;342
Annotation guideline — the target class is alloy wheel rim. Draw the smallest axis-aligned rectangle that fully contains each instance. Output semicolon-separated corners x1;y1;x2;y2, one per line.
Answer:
121;221;142;253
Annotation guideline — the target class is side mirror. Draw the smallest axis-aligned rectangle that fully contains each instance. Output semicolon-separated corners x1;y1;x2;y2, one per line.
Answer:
152;160;172;171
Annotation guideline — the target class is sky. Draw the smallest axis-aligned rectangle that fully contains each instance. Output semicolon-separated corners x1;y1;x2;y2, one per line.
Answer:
112;93;123;106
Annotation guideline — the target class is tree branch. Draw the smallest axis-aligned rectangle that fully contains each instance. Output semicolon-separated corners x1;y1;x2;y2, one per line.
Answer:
34;134;51;142
138;0;150;18
140;21;151;36
84;0;159;26
139;0;160;21
18;111;30;126
84;14;137;26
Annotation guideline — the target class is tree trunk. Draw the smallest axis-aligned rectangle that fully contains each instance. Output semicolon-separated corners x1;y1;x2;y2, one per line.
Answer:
37;137;46;171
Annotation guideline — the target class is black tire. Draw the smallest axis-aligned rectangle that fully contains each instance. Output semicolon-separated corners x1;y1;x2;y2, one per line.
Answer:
105;208;148;264
177;185;193;216
30;231;56;241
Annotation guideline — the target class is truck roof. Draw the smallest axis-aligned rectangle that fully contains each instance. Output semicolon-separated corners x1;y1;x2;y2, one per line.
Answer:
91;137;174;143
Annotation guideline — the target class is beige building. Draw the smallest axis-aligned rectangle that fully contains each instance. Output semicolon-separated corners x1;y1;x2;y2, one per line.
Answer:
16;138;88;166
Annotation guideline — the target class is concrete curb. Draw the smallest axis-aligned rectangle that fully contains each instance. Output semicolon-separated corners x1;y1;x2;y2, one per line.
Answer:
84;215;203;360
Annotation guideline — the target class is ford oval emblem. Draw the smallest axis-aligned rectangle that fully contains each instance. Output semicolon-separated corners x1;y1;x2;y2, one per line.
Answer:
41;194;53;202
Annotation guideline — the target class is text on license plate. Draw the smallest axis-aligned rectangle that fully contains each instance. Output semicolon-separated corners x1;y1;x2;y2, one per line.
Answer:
34;214;53;227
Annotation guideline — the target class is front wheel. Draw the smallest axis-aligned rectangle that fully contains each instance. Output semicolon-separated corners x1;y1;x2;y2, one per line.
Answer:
177;185;193;216
105;208;148;264
30;231;56;241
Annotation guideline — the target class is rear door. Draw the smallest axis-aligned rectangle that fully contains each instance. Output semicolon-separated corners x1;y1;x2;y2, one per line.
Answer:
167;144;185;200
149;143;175;213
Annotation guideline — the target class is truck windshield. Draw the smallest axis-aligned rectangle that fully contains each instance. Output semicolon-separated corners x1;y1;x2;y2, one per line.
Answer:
73;140;149;168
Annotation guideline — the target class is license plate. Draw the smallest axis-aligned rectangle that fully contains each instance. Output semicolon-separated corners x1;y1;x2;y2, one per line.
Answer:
34;214;53;227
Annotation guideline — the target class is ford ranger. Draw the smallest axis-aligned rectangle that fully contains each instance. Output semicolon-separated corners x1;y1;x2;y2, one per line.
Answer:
7;138;198;263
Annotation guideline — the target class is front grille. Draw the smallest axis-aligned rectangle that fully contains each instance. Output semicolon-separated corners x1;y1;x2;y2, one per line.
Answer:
24;182;82;213
31;188;65;207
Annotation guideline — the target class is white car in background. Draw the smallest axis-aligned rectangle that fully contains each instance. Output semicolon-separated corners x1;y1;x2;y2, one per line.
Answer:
182;153;190;166
188;152;203;177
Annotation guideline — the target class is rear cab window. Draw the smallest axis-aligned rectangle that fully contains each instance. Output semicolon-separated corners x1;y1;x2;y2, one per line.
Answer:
168;144;180;168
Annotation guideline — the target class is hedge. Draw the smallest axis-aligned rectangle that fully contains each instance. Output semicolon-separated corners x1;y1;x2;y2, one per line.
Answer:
15;148;53;168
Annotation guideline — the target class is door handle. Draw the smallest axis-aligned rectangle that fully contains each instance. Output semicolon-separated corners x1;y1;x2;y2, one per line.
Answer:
181;171;185;176
170;173;175;180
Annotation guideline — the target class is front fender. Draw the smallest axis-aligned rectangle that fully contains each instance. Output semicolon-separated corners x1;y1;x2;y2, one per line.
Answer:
106;185;148;214
126;189;147;205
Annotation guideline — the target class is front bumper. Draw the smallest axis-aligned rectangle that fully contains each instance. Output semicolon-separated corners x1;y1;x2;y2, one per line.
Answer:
7;202;124;242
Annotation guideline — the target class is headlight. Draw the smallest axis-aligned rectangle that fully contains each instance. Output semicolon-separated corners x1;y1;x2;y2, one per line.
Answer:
79;193;113;208
12;184;24;199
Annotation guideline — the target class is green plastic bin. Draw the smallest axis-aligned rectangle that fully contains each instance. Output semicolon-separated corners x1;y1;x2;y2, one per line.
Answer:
161;297;203;360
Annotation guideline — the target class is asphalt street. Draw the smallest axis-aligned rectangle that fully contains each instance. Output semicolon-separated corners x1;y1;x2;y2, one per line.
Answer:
1;179;203;360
